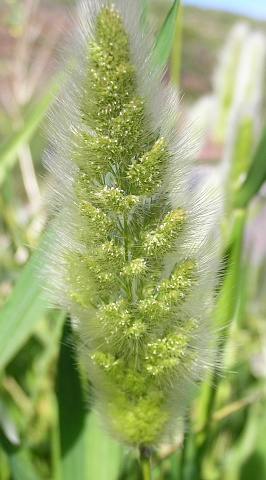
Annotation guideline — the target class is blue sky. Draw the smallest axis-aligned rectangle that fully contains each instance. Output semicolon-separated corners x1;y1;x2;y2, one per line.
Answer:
183;0;266;20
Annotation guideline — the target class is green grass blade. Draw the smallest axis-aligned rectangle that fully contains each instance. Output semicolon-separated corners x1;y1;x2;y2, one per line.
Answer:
234;122;266;208
0;428;42;480
153;0;180;69
56;321;124;480
56;320;94;480
85;412;124;480
55;320;87;480
137;0;148;25
195;209;246;467
20;311;66;438
215;209;247;329
240;406;266;480
0;242;49;370
169;1;183;86
0;79;58;187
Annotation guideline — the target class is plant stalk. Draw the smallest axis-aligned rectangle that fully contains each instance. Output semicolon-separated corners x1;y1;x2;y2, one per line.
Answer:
140;447;153;480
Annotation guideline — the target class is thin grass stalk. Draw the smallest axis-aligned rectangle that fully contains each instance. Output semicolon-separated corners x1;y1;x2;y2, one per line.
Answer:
140;447;153;480
195;208;246;473
169;1;183;87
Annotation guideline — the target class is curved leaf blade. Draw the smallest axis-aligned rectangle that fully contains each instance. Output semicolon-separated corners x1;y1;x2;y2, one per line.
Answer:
234;122;266;208
153;0;180;69
0;79;59;187
0;240;49;370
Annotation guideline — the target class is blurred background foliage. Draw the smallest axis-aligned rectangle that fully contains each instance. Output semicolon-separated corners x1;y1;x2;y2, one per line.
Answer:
0;0;266;479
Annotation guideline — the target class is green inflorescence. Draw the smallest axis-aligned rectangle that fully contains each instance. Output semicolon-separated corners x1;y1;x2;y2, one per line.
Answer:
66;4;199;446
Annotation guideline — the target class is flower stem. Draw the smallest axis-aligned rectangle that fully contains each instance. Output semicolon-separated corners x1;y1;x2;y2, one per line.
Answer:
140;447;153;480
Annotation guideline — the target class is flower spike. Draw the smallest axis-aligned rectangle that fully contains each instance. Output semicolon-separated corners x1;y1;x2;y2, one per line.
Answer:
44;0;220;448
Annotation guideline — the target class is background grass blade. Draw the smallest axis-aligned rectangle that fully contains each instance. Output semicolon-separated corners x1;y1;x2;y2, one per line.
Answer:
56;320;124;480
169;1;183;86
0;242;49;370
153;0;180;69
85;412;124;480
55;319;87;480
137;0;148;25
234;122;266;208
0;428;42;480
0;80;58;187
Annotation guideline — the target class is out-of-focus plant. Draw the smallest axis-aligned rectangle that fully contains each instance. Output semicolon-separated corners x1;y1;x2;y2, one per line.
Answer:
0;0;68;313
186;20;266;480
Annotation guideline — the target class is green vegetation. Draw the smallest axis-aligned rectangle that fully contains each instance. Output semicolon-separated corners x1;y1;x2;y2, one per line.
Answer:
1;1;266;479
